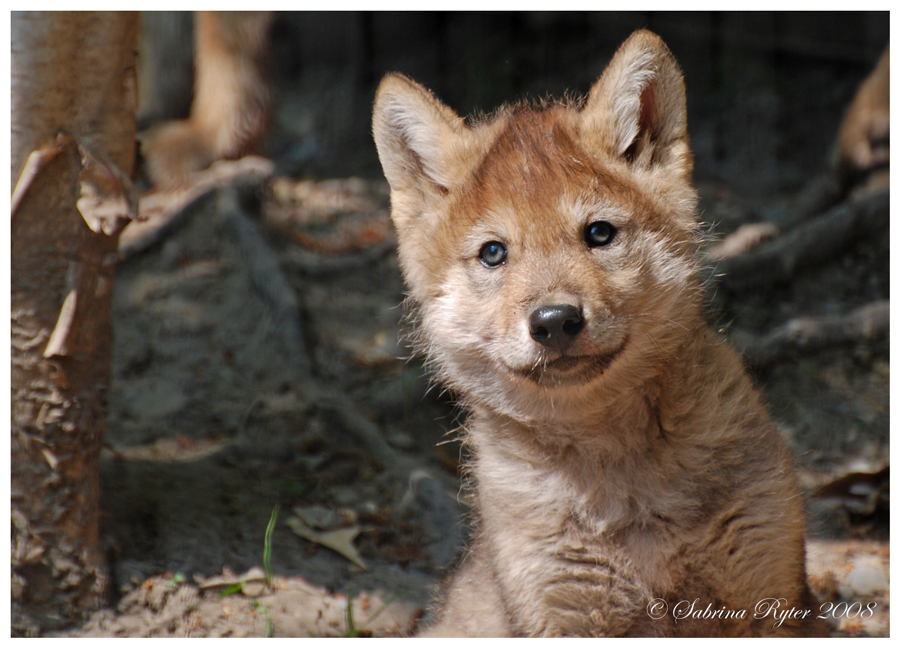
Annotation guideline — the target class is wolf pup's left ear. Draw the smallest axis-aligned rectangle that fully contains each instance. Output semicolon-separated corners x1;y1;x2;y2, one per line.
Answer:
581;30;691;177
373;74;465;205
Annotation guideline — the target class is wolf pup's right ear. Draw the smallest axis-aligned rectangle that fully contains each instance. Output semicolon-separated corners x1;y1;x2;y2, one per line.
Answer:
581;30;691;179
372;74;465;213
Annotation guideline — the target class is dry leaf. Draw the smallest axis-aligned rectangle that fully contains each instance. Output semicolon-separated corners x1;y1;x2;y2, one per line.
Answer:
706;221;779;261
196;566;266;589
286;515;367;570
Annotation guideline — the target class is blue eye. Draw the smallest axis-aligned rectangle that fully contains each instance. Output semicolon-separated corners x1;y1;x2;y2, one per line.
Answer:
585;221;616;247
479;241;507;268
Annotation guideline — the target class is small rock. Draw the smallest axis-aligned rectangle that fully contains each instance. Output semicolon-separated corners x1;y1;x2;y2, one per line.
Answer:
357;500;379;515
387;432;415;450
299;454;327;472
332;487;358;507
126;380;188;419
159;239;183;270
837;584;854;600
337;507;359;525
845;563;888;596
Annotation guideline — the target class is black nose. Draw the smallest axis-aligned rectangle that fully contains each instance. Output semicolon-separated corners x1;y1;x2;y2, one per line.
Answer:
529;304;584;352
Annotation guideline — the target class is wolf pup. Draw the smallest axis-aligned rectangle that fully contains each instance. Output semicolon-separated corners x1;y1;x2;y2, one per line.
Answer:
373;30;824;637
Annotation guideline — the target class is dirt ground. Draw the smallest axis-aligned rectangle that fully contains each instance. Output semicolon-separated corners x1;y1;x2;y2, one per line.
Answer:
57;40;888;637
52;161;888;637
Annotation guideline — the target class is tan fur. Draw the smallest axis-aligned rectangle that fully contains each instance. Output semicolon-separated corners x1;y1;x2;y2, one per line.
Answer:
835;45;889;174
373;30;826;637
141;11;272;188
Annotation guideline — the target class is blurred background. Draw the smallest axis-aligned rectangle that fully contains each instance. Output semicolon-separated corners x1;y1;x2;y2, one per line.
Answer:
140;11;888;198
65;11;890;637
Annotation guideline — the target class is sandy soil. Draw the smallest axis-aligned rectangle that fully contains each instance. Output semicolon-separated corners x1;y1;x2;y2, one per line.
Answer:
52;28;891;631
48;156;887;638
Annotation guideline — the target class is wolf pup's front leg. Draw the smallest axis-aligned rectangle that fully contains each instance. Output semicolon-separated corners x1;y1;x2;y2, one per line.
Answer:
373;30;827;638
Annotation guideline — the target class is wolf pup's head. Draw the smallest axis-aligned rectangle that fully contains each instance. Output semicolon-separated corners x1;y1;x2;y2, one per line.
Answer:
373;30;703;426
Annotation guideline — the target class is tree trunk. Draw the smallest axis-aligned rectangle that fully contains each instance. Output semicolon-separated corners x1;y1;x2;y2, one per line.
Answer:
11;11;138;635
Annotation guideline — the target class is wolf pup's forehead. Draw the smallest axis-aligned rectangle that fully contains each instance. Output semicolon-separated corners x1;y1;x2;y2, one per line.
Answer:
373;29;695;239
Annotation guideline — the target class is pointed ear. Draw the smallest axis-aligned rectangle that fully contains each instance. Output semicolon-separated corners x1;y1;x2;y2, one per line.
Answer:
581;30;691;175
372;73;465;198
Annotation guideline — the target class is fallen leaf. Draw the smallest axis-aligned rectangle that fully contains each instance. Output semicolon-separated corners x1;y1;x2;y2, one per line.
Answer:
286;515;367;570
195;566;267;589
706;221;779;261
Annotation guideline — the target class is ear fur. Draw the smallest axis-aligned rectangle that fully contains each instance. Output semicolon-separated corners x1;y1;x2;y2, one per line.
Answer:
372;73;465;198
581;30;690;174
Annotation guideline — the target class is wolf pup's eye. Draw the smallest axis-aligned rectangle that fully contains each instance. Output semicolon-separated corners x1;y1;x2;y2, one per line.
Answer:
585;221;616;247
479;241;507;268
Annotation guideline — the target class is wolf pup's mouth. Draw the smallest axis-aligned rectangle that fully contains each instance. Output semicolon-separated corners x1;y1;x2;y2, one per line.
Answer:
514;337;628;387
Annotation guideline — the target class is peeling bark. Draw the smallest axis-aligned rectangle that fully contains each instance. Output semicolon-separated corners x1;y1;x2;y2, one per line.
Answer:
11;11;138;634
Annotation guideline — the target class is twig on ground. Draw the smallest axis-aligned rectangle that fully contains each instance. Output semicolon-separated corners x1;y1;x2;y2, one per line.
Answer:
716;189;888;294
733;300;889;368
